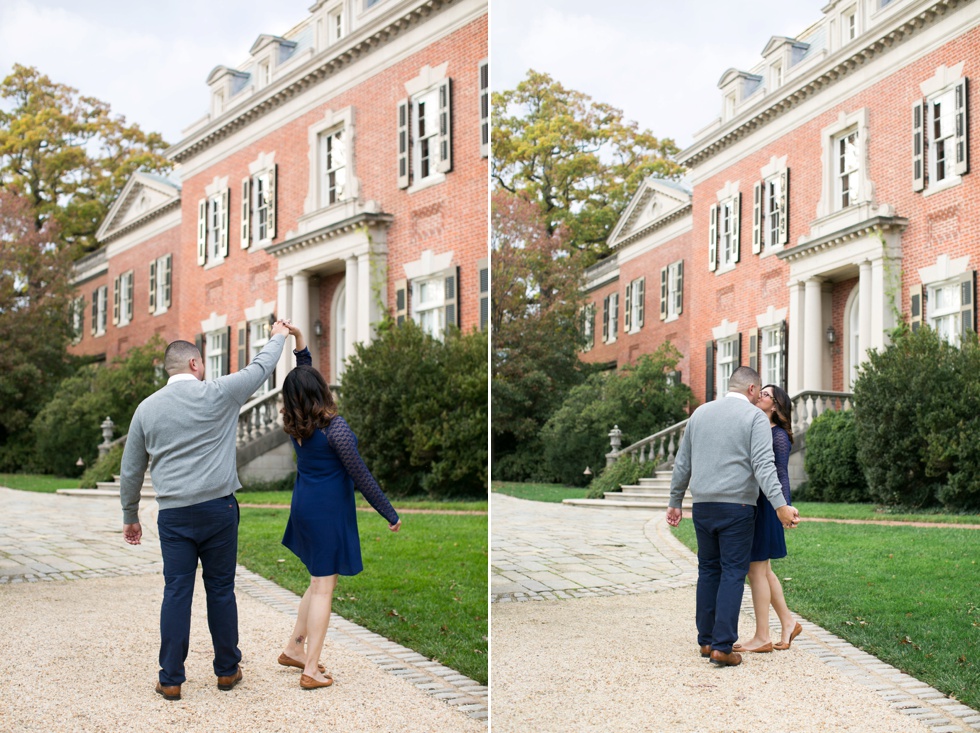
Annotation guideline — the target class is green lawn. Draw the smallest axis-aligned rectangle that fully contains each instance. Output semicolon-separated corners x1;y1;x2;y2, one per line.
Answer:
237;489;487;513
491;481;588;503
238;507;487;685
795;501;980;525
670;519;980;712
0;474;80;493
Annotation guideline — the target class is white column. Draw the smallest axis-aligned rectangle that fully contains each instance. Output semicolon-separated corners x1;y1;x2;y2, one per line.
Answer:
357;251;372;346
858;260;872;365
803;277;824;391
871;258;886;351
787;280;805;395
291;273;310;370
276;273;291;377
344;256;358;361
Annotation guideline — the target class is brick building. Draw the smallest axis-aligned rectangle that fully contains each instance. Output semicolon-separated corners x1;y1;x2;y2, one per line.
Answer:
582;0;978;411
72;0;489;397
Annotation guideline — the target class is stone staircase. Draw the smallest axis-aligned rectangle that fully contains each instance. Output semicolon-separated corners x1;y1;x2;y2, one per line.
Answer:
563;469;690;511
57;474;155;499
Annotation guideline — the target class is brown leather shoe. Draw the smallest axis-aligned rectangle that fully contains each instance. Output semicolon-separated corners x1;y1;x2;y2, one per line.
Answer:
300;673;334;689
709;649;742;667
155;681;181;701
277;652;328;674
699;644;711;658
217;665;243;691
773;622;803;650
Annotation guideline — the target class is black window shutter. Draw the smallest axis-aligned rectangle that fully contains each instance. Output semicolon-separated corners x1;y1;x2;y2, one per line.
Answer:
705;340;715;402
780;320;789;391
749;331;758;371
961;271;976;335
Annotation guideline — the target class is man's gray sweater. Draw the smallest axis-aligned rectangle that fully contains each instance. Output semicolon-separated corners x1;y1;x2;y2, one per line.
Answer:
120;334;286;524
668;393;787;510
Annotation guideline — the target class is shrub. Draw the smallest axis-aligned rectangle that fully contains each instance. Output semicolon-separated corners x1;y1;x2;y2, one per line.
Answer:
79;443;124;489
239;472;296;493
803;409;869;503
586;457;646;499
540;344;693;486
340;320;487;499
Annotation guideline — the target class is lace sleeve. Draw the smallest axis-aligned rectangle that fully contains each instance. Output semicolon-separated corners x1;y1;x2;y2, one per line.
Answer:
772;427;792;505
294;346;313;367
326;417;399;525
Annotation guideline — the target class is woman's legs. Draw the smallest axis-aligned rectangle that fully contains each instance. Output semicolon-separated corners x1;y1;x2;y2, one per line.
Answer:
742;561;774;647
302;574;338;681
282;585;314;663
766;564;797;643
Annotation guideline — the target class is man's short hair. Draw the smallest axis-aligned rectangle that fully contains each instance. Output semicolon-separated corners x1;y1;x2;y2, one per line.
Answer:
164;340;201;376
728;365;761;392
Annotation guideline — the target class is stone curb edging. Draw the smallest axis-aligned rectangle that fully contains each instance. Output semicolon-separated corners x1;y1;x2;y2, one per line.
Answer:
493;510;980;732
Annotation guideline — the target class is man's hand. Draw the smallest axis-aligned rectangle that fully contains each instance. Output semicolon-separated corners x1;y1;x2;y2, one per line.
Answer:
271;319;290;338
123;523;142;545
666;506;682;527
776;505;800;529
389;519;402;532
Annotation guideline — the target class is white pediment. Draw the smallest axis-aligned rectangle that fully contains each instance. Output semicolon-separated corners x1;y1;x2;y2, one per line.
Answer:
607;178;692;250
96;172;181;242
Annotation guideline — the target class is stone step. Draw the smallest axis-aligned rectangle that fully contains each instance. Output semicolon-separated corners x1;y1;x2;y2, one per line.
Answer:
57;487;156;499
562;498;666;511
113;475;153;488
619;490;672;501
636;477;672;489
620;485;671;495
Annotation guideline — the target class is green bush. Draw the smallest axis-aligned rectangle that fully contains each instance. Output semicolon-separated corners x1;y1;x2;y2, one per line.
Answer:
31;338;167;477
803;409;869;503
340;320;487;499
79;443;124;489
239;472;296;493
854;326;980;511
586;456;646;499
540;344;693;486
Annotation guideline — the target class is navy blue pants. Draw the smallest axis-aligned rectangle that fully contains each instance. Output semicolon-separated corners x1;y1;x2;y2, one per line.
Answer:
692;502;756;653
156;495;241;686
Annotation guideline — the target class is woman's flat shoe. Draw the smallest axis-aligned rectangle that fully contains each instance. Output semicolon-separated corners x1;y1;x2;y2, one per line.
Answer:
278;653;328;675
773;622;803;650
733;642;773;653
300;673;334;689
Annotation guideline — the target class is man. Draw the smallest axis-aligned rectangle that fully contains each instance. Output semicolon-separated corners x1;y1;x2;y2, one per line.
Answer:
666;366;800;667
120;321;290;700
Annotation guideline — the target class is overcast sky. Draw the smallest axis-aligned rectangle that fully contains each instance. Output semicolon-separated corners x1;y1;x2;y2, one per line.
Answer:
491;0;822;150
0;0;310;145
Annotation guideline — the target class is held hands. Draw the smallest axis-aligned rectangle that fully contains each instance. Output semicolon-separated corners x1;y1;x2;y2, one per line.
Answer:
776;504;800;529
271;319;291;338
123;522;142;545
666;506;682;527
389;519;402;532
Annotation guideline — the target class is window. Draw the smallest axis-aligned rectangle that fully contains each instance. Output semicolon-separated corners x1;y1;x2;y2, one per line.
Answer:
398;73;452;190
335;285;347;378
113;271;134;327
842;7;857;44
602;292;619;343
709;194;741;272
582;303;595;351
930;280;964;343
753;171;788;252
258;60;271;88
836;129;860;209
725;92;736;120
913;73;968;192
319;130;347;207
624;278;645;333
770;62;782;91
660;261;683;322
406;268;458;340
329;8;343;42
198;186;229;265
212;90;225;117
206;329;229;379
479;61;489;158
930;88;956;183
240;164;278;247
149;255;172;315
761;324;785;388
716;336;738;396
91;285;107;337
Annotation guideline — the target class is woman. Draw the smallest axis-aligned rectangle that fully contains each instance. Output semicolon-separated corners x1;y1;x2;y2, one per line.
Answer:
277;324;401;689
734;384;802;653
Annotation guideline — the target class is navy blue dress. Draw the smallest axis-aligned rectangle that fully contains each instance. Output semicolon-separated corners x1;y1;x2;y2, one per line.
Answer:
281;349;399;576
749;425;792;562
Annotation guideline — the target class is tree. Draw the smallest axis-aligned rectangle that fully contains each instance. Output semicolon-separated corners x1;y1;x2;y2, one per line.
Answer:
0;189;76;470
0;64;171;253
490;190;591;481
492;70;684;261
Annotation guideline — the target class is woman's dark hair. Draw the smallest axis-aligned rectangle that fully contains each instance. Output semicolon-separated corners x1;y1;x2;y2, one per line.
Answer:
764;384;794;445
281;365;338;440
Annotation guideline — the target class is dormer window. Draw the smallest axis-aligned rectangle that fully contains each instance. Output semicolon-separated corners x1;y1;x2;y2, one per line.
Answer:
725;92;736;120
770;62;782;91
329;7;344;42
842;6;857;44
258;60;271;88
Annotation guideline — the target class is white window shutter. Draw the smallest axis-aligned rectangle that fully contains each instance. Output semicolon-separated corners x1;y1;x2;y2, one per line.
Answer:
731;193;741;263
268;164;277;240
954;78;969;176
708;204;718;272
478;257;488;331
112;276;120;325
659;267;668;321
220;188;230;258
241;177;251;248
163;255;172;308
197;199;207;265
395;279;408;326
437;77;453;174
624;282;632;332
749;330;758;371
752;181;762;254
149;261;157;313
676;260;684;315
912;99;925;191
637;277;645;328
778;170;789;245
444;266;459;331
397;99;410;189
